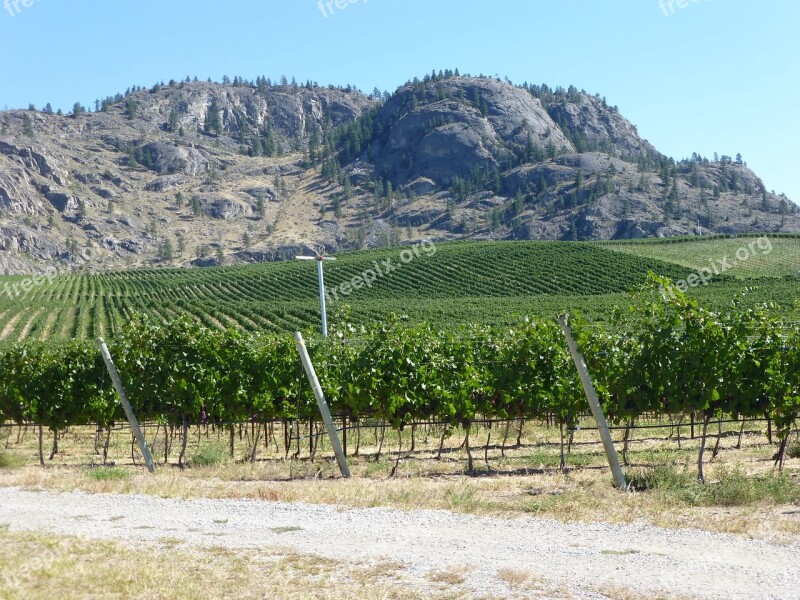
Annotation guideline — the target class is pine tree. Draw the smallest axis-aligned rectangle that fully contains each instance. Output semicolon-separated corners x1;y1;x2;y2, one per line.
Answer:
262;126;275;156
125;100;138;120
158;238;174;261
256;194;266;219
191;195;203;217
308;128;320;165
204;102;222;136
538;175;548;196
168;109;180;132
513;190;524;214
22;114;34;138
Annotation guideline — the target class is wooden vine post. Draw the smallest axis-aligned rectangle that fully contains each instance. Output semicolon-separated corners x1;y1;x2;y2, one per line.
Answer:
96;337;156;473
559;316;626;490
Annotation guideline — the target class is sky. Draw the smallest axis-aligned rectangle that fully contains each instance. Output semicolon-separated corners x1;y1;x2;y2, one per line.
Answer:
1;0;798;203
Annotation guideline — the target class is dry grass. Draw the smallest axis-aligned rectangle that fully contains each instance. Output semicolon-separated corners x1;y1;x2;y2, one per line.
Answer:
497;567;538;588
0;526;432;600
1;418;799;542
598;587;685;600
427;565;470;586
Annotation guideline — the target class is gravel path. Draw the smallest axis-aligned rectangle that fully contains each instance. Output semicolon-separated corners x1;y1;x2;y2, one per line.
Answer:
0;487;797;599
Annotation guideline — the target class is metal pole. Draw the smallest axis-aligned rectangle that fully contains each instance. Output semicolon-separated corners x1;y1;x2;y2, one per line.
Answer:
294;332;350;477
558;316;626;490
317;259;328;337
96;337;155;473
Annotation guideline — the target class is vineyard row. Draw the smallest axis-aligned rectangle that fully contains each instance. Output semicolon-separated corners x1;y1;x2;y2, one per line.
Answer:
1;276;798;479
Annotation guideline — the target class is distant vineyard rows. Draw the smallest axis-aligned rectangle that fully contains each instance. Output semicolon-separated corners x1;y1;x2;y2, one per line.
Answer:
0;242;700;343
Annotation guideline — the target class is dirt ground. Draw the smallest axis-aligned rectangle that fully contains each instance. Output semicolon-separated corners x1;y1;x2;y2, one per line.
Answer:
1;418;799;599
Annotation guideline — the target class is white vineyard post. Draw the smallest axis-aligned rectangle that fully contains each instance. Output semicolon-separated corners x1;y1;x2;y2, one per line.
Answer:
294;332;351;478
296;253;336;337
96;337;156;474
558;316;626;490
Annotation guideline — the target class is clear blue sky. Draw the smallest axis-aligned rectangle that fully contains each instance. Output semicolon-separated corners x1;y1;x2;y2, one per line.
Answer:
1;0;797;203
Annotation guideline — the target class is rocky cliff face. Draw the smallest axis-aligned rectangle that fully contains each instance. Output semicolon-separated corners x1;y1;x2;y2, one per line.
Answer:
546;92;659;160
369;78;574;185
0;75;797;274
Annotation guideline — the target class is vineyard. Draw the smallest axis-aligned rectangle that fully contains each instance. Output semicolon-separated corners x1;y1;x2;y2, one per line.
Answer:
1;277;798;482
0;239;798;345
598;233;800;278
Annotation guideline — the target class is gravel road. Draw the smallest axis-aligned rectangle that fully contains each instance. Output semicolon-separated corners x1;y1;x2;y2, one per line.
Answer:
0;487;797;599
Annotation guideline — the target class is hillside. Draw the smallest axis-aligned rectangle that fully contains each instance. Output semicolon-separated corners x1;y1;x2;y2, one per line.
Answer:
599;234;800;278
1;73;798;274
1;238;798;344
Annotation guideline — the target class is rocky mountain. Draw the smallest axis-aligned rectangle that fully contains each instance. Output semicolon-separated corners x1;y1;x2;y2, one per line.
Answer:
0;73;797;274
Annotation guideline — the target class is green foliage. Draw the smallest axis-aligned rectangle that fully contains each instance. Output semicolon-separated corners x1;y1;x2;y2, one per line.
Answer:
188;442;228;467
627;465;800;506
157;238;174;261
598;235;800;278
84;467;130;481
125;100;138;121
167;109;180;132
21;114;35;138
0;287;798;467
204;102;222;136
190;195;203;216
788;438;800;460
0;449;23;468
0;239;797;352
